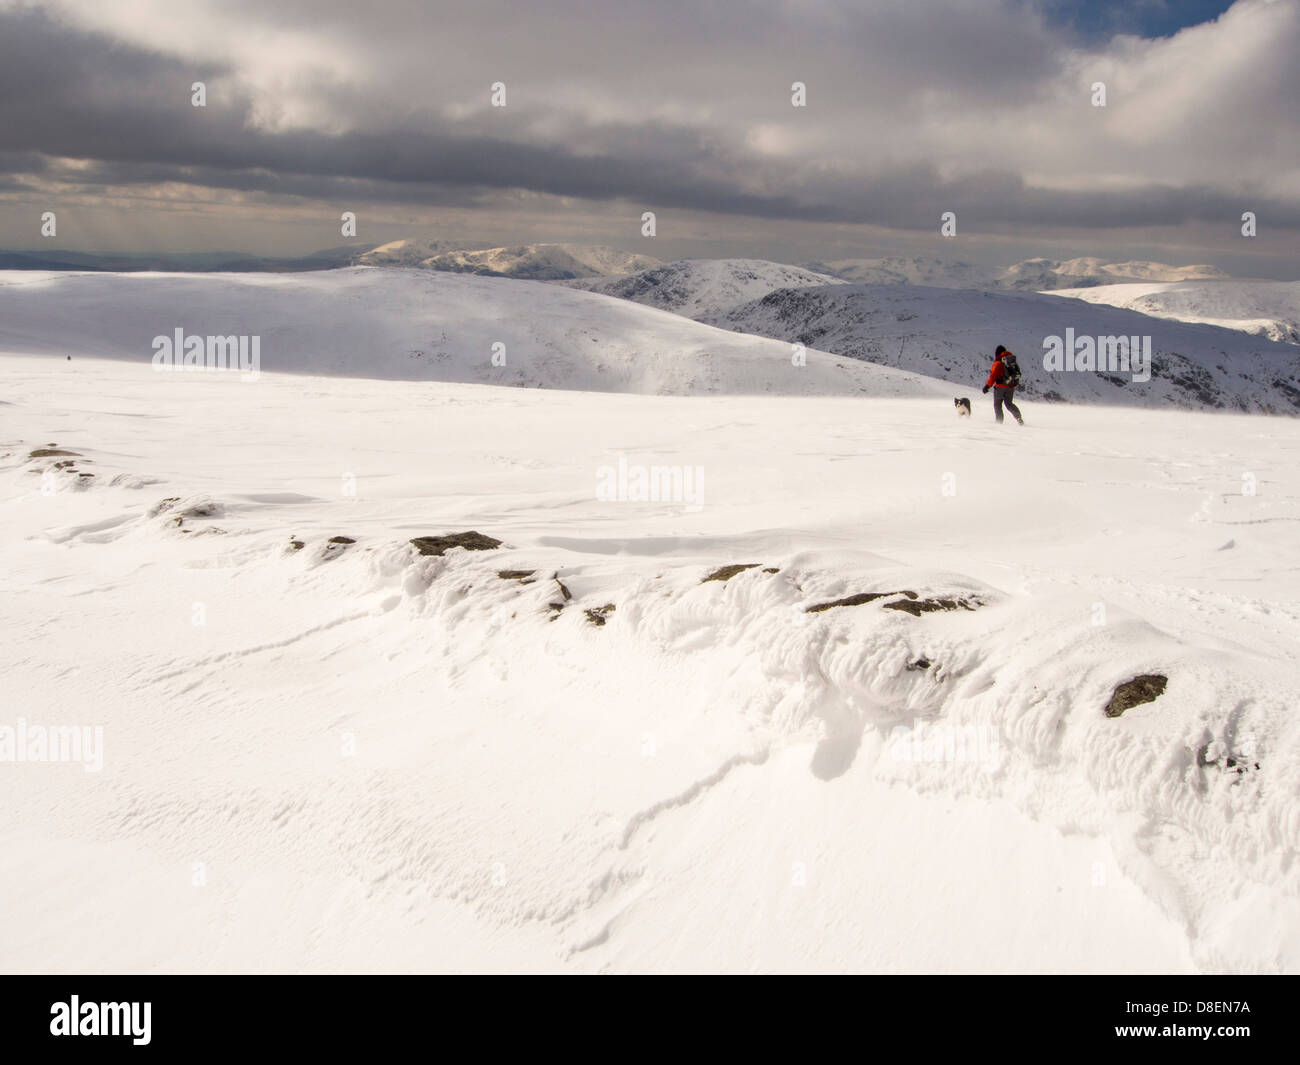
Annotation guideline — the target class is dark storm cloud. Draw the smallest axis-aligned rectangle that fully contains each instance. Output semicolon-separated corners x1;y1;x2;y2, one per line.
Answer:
1;2;1297;235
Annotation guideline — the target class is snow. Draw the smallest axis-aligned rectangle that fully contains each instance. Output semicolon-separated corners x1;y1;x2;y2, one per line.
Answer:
1047;280;1300;346
0;268;943;398
806;256;996;288
803;256;1225;290
3;298;1299;971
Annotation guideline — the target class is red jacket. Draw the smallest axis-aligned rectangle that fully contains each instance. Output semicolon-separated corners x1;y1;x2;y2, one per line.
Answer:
985;354;1014;389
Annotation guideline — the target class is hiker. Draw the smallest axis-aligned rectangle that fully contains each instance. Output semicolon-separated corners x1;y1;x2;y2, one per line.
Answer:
982;345;1024;425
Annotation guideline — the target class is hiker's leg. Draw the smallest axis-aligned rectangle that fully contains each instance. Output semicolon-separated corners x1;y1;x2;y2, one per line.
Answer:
993;389;1005;423
1005;389;1022;423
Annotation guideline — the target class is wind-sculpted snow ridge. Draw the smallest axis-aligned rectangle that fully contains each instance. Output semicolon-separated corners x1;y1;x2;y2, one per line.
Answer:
0;268;946;398
383;543;1300;970
16;454;1300;970
703;283;1300;413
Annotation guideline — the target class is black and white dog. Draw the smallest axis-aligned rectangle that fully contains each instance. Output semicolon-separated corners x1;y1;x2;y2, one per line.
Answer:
954;397;972;416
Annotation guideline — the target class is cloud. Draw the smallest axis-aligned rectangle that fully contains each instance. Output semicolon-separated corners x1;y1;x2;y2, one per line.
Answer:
0;0;1296;255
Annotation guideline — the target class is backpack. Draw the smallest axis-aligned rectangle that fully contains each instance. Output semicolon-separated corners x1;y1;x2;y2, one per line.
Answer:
1001;352;1022;388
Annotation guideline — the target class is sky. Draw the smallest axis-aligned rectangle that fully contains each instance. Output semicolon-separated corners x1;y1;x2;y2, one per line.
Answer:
0;0;1295;276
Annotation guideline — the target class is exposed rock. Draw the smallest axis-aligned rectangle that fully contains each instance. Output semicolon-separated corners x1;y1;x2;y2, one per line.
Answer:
409;531;502;556
584;604;616;627
703;563;761;583
882;595;981;617
806;590;917;613
554;577;572;601
1104;674;1167;718
498;569;536;581
28;448;79;459
328;536;356;544
906;657;932;671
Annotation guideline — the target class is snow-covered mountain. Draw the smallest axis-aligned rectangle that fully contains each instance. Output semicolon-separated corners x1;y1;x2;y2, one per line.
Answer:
0;268;943;399
1046;280;1300;346
804;255;1227;290
361;241;660;280
999;257;1227;289
564;258;848;317
8;268;1294;412
701;283;1300;414
804;257;994;288
356;238;469;267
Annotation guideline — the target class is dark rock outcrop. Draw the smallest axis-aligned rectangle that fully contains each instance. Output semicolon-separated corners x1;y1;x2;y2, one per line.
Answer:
1104;674;1168;718
703;564;760;583
410;531;502;556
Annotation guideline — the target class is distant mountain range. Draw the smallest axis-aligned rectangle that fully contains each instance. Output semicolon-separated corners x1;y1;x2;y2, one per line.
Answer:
0;241;1233;291
804;256;1227;290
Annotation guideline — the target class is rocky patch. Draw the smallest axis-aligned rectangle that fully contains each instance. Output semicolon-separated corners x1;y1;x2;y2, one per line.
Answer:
584;604;616;627
882;595;981;617
410;531;503;556
703;563;761;583
1104;674;1168;718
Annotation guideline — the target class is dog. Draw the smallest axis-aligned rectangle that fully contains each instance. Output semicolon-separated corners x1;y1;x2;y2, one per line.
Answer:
954;397;972;416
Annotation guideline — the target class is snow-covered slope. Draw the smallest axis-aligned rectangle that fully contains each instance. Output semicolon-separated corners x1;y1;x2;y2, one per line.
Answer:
805;257;994;288
1047;280;1300;346
3;354;1298;972
564;258;848;318
703;283;1300;413
0;268;944;399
